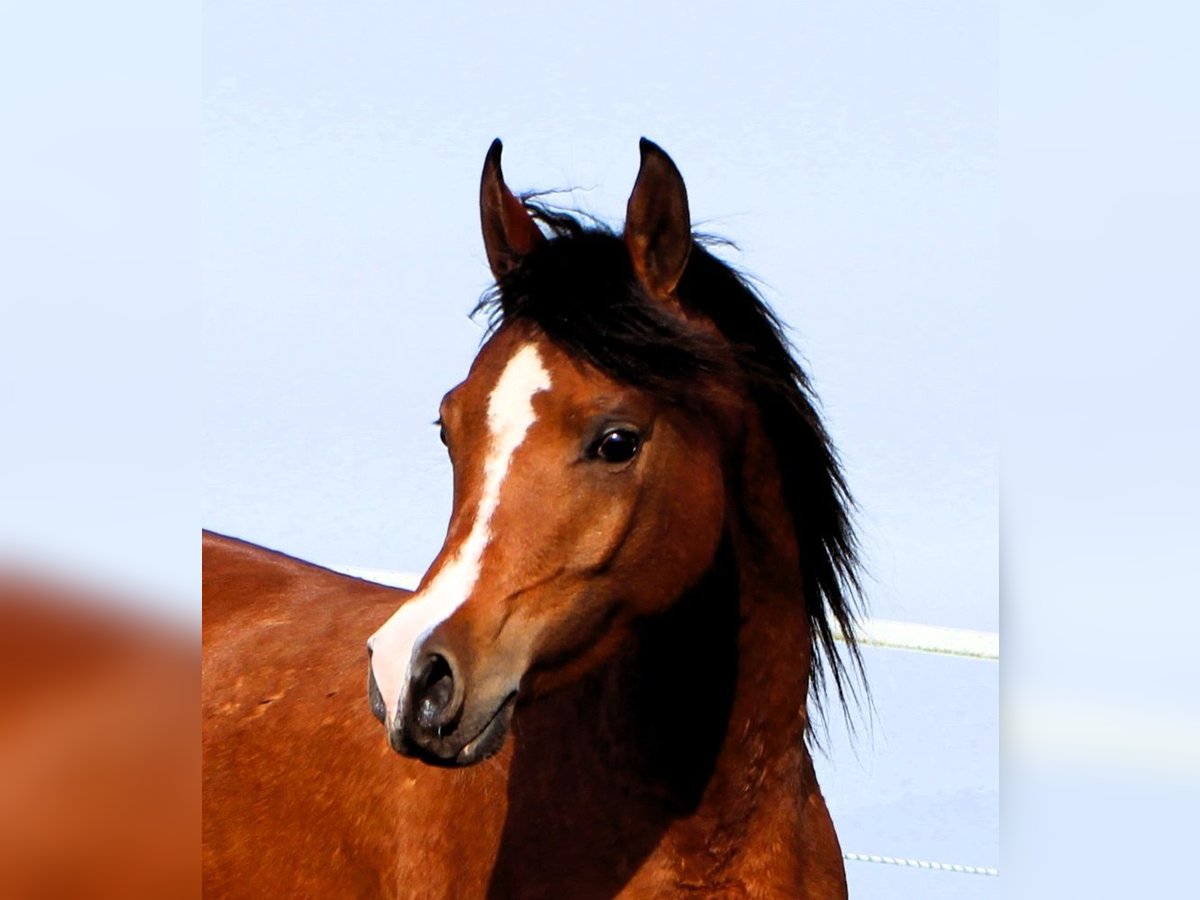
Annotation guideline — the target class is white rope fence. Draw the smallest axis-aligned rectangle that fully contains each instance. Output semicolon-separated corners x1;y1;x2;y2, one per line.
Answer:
836;617;998;661
333;565;416;589
843;852;998;877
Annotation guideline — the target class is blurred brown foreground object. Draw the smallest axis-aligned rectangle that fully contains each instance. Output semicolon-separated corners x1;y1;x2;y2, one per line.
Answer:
0;573;198;899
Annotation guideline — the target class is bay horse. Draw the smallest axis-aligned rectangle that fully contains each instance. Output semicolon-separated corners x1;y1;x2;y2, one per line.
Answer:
203;139;864;898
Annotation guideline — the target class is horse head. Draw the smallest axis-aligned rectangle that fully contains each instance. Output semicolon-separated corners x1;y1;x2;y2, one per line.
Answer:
367;140;743;766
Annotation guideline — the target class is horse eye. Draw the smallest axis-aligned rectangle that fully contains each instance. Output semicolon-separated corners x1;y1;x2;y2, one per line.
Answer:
439;426;448;447
594;429;640;464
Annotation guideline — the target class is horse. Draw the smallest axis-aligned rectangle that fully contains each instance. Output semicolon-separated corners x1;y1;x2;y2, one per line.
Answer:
203;138;864;898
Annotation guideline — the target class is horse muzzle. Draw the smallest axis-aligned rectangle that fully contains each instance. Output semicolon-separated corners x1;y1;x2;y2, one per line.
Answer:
367;646;518;767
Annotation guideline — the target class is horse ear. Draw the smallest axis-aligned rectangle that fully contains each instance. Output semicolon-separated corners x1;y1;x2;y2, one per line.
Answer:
624;138;692;299
480;139;544;281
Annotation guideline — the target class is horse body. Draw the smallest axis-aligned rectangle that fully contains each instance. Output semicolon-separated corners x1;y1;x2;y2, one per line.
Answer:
204;139;859;898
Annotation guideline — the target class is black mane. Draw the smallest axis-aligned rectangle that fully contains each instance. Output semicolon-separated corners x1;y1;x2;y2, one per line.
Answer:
474;205;865;730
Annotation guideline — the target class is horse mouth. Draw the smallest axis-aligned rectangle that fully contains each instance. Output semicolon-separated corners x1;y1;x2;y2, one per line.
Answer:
403;691;517;768
454;691;517;766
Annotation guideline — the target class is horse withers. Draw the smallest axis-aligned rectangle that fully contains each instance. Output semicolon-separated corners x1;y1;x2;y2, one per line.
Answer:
203;139;864;898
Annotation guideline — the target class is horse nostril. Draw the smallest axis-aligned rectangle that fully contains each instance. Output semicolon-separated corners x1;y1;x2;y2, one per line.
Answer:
413;653;458;732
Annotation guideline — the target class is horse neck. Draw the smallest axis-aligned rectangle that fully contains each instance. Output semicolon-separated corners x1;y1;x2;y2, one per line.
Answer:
487;405;838;895
603;401;815;819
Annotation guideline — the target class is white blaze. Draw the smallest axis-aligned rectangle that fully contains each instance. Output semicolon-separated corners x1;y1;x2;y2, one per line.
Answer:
368;343;551;727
